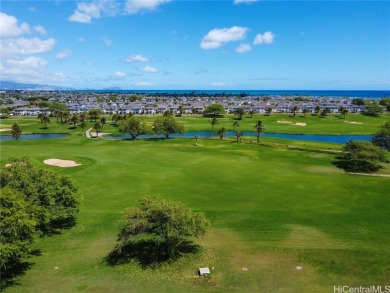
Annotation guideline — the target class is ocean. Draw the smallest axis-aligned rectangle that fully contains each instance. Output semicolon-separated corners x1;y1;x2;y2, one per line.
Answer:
75;90;390;98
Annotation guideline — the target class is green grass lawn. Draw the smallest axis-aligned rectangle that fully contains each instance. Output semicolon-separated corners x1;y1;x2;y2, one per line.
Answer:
1;115;390;292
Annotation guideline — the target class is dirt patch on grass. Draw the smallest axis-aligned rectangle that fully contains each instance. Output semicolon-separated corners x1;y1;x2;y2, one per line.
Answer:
294;123;307;126
277;120;292;124
44;159;81;167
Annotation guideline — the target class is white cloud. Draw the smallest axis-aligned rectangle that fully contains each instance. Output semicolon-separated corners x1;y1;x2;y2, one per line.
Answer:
0;12;30;37
114;71;127;77
56;50;72;60
236;43;252;53
77;37;86;42
253;31;275;45
125;54;149;63
0;37;56;57
6;56;48;68
103;37;112;48
211;82;226;87
34;25;46;35
140;66;157;73
68;0;119;23
68;0;168;23
200;26;248;50
234;0;258;4
0;56;51;83
124;0;170;14
133;81;153;86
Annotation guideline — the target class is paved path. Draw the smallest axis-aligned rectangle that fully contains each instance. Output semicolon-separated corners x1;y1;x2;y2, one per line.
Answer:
85;128;92;138
349;172;390;178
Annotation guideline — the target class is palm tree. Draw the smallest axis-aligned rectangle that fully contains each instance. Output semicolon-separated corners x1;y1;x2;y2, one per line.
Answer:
70;114;79;127
232;121;239;132
210;117;219;136
41;115;50;128
291;105;299;117
302;108;308;117
79;112;87;128
234;108;245;120
100;117;106;128
11;123;22;139
265;107;272;116
314;105;321;115
194;135;199;146
216;127;227;140
93;122;102;137
254;120;265;142
63;112;70;123
178;105;184;116
338;106;348;118
248;109;254;118
235;131;243;142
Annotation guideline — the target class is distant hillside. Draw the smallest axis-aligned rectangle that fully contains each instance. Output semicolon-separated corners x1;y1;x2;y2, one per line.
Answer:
0;81;72;90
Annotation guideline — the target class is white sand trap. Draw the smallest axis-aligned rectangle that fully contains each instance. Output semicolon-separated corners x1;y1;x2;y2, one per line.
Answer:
0;128;11;132
294;123;307;126
277;120;292;124
344;121;362;124
44;159;81;168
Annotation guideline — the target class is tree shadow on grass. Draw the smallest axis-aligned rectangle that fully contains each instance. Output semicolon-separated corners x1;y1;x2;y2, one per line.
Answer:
105;239;200;269
332;157;383;173
0;250;40;290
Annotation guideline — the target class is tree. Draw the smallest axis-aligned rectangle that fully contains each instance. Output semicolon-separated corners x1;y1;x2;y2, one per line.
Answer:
372;121;390;151
70;114;79;128
209;117;219;136
178;105;184;116
11;123;21;139
0;187;36;272
302;108;308;117
203;103;225;117
265;107;272;116
351;98;366;106
49;102;68;122
232;121;239;132
338;106;348;118
314;105;321;115
93;122;102;137
163;110;174;117
89;109;102;122
235;131;244;142
119;116;147;139
216;127;227;140
234;108;245;120
79;112;87;128
379;98;390;112
248;109;254;118
362;103;384;117
254;120;265;142
337;141;387;173
0;157;79;234
41;115;50;128
117;196;209;258
320;107;330;117
100;117;107;128
153;117;184;138
291;105;299;117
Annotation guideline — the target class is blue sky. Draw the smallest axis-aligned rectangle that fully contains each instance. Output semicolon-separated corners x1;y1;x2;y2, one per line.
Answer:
0;0;389;90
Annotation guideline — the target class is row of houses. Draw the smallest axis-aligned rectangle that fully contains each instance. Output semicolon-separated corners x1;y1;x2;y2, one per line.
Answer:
11;101;369;116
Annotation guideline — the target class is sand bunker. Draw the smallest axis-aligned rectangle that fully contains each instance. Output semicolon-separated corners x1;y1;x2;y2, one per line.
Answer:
344;121;362;124
277;121;306;126
44;159;81;168
0;128;11;132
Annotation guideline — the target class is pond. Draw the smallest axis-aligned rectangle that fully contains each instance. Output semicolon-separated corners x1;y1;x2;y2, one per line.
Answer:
107;131;372;144
0;133;70;141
